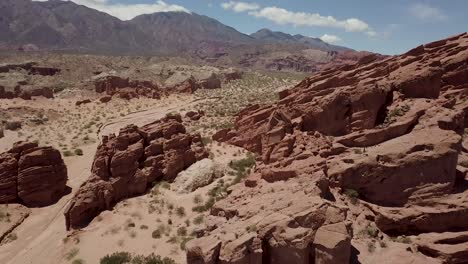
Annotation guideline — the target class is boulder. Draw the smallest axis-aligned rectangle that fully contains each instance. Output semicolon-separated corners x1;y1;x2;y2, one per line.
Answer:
17;146;68;206
223;70;243;83
173;159;215;193
0;142;68;206
76;99;91;106
198;73;221;89
185;110;204;121
5;121;22;131
313;222;352;264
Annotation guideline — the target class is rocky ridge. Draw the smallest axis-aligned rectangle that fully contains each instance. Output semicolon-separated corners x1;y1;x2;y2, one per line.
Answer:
64;114;209;230
191;33;468;263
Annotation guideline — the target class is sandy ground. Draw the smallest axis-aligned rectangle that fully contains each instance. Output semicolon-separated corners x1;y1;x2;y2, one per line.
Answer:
0;71;294;264
0;94;249;264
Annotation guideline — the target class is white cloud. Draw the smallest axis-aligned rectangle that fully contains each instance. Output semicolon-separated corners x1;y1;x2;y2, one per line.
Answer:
365;30;377;37
221;1;259;13
221;2;374;35
32;0;190;20
409;3;446;21
320;34;342;44
249;6;370;32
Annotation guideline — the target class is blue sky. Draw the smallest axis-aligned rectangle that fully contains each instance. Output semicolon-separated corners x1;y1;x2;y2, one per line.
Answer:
42;0;468;55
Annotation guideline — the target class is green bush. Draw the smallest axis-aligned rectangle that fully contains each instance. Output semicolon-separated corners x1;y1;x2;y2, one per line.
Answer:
65;248;79;261
72;259;85;264
177;226;187;236
100;252;132;264
176;207;186;217
152;229;162;239
193;215;204;225
344;189;359;204
74;149;84;156
63;150;74;157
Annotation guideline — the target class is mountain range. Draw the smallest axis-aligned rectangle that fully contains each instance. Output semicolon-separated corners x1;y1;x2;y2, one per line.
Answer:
0;0;369;72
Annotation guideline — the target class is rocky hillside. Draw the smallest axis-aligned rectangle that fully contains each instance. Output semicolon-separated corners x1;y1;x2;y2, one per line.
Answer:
188;33;468;263
0;0;365;72
251;28;351;52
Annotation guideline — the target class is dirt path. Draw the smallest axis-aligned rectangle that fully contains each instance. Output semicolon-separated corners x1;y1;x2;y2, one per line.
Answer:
98;97;217;137
0;97;207;264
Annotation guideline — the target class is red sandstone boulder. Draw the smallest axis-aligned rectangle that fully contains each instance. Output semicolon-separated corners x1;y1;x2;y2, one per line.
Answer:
169;76;200;93
64;115;208;230
0;142;68;207
17;146;68;206
76;99;91;106
185;110;205;121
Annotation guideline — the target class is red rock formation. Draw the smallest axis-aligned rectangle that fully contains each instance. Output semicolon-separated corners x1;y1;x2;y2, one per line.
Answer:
76;99;91;106
198;73;221;89
185;110;205;121
94;76;162;100
0;86;54;100
0;62;60;76
29;66;60;76
0;142;68;207
192;33;468;263
64;115;208;230
169;76;200;94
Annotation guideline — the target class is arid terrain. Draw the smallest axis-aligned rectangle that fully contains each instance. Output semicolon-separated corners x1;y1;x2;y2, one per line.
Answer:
0;51;303;264
0;2;468;263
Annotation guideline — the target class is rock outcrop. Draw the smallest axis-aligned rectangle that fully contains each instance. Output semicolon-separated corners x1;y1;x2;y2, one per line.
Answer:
0;62;60;76
94;75;162;100
64;115;208;230
0;86;54;100
0;142;68;207
192;33;468;263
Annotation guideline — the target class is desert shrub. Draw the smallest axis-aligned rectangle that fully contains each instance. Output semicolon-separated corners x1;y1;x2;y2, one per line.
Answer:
177;226;187;237
193;194;203;204
393;236;412;244
193;215;204;225
229;153;255;173
180;236;194;251
65;248;79;261
176;207;186;217
63;150;74;157
344;189;359;204
74;149;84;156
167;236;178;244
131;253;176;264
201;137;213;145
367;241;376;253
245;224;257;233
140;225;149;230
152;229;162;239
365;226;379;238
72;259;85;264
100;252;132;264
0;211;11;222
